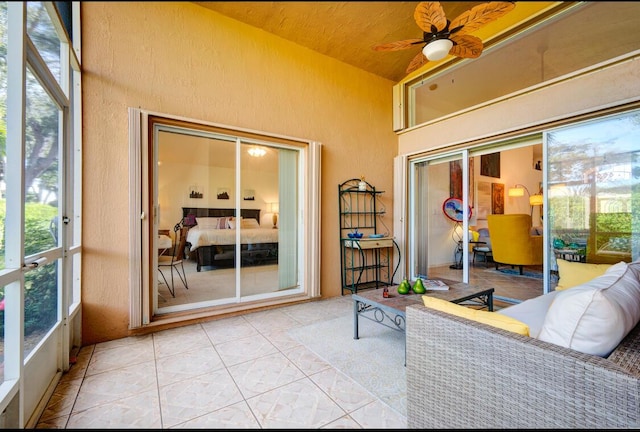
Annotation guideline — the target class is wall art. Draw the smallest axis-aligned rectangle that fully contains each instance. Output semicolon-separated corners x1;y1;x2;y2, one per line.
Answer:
481;152;501;178
491;182;505;214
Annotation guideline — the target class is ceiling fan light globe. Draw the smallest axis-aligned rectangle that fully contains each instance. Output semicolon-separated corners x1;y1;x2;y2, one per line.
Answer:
422;38;453;61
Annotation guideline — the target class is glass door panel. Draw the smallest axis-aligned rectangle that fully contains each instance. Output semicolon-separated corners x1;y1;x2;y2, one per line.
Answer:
411;153;469;284
238;143;300;298
153;124;304;316
239;142;279;298
23;66;61;357
547;111;640;269
156;130;239;313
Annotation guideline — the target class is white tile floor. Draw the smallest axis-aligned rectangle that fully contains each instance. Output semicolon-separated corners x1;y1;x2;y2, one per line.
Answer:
35;296;407;429
36;263;546;429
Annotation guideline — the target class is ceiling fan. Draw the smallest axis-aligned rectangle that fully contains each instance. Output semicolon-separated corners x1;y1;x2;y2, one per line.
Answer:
372;1;516;74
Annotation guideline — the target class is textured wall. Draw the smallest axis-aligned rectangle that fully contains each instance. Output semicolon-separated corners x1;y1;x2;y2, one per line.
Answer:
81;2;397;344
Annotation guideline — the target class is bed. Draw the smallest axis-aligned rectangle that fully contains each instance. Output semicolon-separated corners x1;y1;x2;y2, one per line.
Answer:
182;207;278;271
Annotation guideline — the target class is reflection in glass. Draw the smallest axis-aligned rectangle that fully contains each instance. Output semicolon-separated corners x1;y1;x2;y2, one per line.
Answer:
547;111;640;266
27;1;61;85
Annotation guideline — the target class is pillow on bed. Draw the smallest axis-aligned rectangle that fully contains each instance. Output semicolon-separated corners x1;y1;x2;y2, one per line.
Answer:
227;216;242;229
196;217;220;229
217;216;231;229
241;218;260;229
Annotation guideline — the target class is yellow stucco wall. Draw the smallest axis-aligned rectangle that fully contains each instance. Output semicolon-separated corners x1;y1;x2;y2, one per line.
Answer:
81;2;397;344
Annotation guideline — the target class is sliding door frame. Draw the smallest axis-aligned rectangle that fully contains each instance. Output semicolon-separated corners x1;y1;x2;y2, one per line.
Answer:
405;135;551;294
128;108;321;328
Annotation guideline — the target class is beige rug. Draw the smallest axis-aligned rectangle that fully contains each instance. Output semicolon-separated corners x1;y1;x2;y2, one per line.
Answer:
288;314;407;417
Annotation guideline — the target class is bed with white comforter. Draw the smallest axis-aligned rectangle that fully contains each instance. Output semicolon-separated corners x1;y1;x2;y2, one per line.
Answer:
186;225;278;251
180;208;279;271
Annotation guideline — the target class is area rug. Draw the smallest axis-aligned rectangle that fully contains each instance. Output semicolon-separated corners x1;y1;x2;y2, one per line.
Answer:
288;314;407;416
491;267;543;279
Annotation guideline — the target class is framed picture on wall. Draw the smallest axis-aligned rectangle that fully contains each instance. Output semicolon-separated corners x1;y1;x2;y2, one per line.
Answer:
476;181;491;220
188;185;203;199
449;161;462;199
217;188;230;200
449;158;474;209
243;189;255;201
491;182;504;214
481;152;501;178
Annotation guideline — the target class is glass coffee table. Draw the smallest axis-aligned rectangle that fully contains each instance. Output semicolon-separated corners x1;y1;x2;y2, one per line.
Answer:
352;279;494;364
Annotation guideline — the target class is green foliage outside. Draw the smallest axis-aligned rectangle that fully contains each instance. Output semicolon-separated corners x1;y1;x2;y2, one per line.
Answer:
0;200;58;336
594;212;632;250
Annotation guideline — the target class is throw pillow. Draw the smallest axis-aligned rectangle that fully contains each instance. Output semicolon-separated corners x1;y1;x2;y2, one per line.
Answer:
538;261;640;357
216;217;230;229
422;296;530;336
227;216;242;229
195;217;220;229
555;259;613;290
241;218;260;229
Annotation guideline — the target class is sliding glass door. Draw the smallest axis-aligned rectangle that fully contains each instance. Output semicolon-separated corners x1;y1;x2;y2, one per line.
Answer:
546;110;640;269
142;115;312;319
154;127;300;313
409;152;472;284
407;139;547;298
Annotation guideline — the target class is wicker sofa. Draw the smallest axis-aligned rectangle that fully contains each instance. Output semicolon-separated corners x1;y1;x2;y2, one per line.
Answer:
406;263;640;428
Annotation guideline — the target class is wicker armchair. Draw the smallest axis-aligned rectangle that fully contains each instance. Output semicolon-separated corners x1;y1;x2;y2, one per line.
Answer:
406;304;640;428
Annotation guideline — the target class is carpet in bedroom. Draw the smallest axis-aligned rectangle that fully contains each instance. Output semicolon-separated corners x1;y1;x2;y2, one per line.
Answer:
288;314;407;417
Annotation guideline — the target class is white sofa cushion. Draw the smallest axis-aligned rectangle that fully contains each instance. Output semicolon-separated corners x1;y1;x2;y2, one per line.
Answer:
497;290;558;338
538;261;640;356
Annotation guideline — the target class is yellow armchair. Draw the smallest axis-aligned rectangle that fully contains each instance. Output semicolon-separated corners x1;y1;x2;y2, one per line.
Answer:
487;214;543;274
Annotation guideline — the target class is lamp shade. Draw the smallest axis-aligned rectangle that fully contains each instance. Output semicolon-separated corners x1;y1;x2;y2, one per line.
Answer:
529;194;543;206
508;186;525;197
422;38;453;61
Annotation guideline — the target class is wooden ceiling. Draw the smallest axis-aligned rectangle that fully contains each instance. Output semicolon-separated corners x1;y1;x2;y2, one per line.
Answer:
194;1;561;82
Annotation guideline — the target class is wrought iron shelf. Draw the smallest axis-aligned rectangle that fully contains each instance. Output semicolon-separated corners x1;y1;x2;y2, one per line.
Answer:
338;178;400;295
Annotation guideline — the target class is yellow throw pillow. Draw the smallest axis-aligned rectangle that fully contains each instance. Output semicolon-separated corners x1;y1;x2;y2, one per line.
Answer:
556;259;613;290
422;296;530;336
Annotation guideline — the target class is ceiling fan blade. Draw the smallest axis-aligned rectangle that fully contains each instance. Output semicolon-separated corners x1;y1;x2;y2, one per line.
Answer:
372;38;424;52
414;2;448;34
450;34;484;59
406;50;429;74
450;1;516;36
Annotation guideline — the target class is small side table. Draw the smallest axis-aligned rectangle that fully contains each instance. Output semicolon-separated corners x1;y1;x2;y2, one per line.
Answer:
450;241;486;269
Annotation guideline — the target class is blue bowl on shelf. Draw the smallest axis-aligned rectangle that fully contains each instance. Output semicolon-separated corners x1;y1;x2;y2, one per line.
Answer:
347;232;363;239
369;233;384;238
